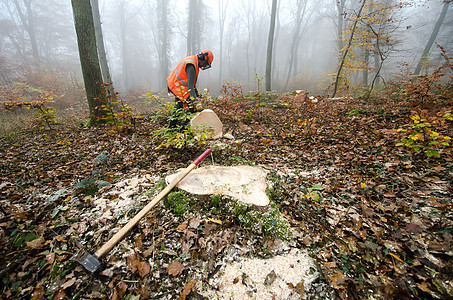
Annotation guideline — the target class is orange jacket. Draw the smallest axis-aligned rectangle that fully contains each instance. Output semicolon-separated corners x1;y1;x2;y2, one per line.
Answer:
167;55;200;101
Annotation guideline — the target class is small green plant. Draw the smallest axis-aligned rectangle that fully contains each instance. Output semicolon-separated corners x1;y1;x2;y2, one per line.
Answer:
396;111;451;158
253;71;264;102
165;191;191;215
210;194;221;208
10;229;37;249
303;184;323;201
73;152;112;195
150;102;209;149
348;108;365;117
255;204;291;240
98;82;140;132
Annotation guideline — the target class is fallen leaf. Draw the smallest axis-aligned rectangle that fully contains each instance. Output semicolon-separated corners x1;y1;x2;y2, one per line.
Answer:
189;217;201;229
52;288;66;300
208;218;222;225
329;272;347;290
406;223;422;233
167;260;184;276
177;279;197;300
61;278;77;290
324;261;337;268
294;280;305;296
138;261;150;277
127;252;140;273
387;252;404;263
264;270;277;286
31;285;45;300
112;281;128;300
176;222;188;232
26;236;45;249
416;282;431;293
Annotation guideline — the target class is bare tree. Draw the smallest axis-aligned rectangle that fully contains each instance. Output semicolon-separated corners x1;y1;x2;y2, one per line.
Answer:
12;0;40;62
71;0;106;125
414;1;450;75
218;0;228;85
283;0;312;90
335;0;347;57
332;0;367;97
265;0;278;91
187;0;203;55
157;0;171;90
91;0;112;85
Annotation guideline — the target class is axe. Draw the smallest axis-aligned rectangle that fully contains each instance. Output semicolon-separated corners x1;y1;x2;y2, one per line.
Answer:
76;149;212;273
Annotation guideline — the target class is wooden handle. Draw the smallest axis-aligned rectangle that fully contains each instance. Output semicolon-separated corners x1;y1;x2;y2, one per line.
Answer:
94;149;211;258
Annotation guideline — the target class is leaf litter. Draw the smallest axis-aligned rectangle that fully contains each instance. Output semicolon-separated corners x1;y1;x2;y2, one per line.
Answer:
0;93;452;299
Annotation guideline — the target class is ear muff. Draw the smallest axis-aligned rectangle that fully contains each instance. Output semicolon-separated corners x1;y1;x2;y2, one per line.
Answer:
198;51;208;62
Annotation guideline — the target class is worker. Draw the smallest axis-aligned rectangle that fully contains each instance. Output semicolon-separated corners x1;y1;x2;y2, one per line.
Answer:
167;49;214;129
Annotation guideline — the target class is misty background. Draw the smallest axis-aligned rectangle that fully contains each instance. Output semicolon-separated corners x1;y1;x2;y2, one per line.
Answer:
0;0;452;98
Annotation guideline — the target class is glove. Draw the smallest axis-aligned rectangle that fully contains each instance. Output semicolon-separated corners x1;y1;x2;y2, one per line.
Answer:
196;102;203;112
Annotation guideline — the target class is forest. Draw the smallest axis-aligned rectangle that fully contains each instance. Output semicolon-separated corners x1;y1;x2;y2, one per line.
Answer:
0;0;452;299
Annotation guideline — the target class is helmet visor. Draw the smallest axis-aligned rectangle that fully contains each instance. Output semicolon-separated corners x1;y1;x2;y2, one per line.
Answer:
200;62;211;70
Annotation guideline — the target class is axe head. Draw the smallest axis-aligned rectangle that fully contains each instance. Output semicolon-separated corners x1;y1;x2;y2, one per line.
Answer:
76;251;103;274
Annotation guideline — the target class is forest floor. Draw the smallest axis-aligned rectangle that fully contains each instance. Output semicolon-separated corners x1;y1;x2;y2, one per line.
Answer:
0;92;452;299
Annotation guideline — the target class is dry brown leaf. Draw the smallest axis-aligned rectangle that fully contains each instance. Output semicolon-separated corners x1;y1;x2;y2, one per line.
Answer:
176;222;188;232
55;235;66;242
329;272;347;290
138;261;150;277
143;245;155;258
45;252;55;264
189;217;201;229
416;282;431;293
167;260;184;276
294;280;305;296
177;279;197;300
61;278;77;290
112;281;128;300
127;252;140;273
26;236;45;249
324;261;337;268
360;204;374;217
52;288;66;300
406;223;422;233
31;285;45;300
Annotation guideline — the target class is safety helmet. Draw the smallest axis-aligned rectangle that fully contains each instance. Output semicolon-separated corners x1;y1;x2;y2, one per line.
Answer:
198;49;214;70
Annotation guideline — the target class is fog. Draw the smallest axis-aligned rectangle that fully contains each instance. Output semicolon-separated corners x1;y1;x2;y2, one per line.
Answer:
0;0;452;97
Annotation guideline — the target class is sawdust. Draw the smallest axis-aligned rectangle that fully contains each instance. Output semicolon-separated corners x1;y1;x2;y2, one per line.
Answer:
201;248;318;299
91;174;159;222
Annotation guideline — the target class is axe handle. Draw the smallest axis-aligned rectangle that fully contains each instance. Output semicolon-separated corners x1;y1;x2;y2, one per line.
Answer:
94;149;211;259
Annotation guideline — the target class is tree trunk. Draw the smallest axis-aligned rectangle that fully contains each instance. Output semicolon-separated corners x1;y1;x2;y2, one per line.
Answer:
71;0;106;125
362;48;369;87
336;0;346;58
265;0;278;92
414;2;449;75
91;0;112;85
271;0;282;90
218;0;228;85
13;0;40;62
119;0;129;91
158;0;171;90
332;0;367;98
187;0;202;55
